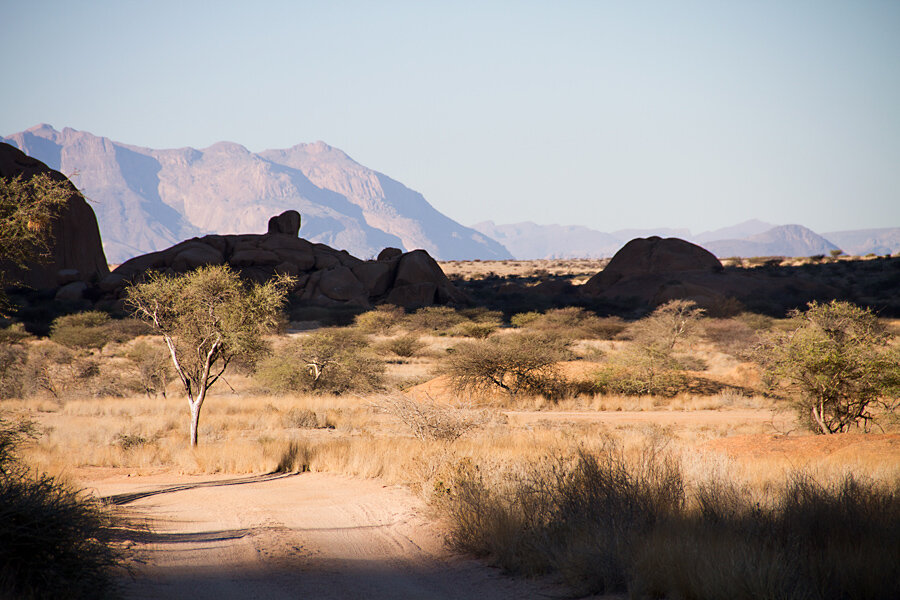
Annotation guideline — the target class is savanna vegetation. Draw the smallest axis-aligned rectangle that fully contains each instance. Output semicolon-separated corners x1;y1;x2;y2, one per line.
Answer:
1;274;898;598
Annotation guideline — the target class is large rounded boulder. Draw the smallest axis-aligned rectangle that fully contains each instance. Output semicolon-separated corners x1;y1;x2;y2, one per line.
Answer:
583;236;722;294
0;142;109;291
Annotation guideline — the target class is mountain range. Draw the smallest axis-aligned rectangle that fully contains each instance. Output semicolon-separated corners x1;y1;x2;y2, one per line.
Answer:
2;125;511;264
472;220;900;260
3;125;897;263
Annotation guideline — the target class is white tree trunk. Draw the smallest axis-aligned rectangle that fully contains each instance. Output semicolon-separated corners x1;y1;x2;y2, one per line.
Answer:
189;400;202;447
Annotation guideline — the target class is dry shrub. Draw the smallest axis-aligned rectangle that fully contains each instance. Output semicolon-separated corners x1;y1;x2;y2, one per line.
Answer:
632;474;900;600
443;436;684;594
49;311;151;351
515;307;626;340
21;340;77;398
376;334;426;358
254;328;384;394
0;415;123;598
403;306;467;333
593;365;690;398
702;317;759;358
0;344;27;399
125;340;173;398
281;408;319;429
354;305;406;334
450;321;499;338
0;323;33;345
442;437;900;599
375;395;490;442
442;332;573;399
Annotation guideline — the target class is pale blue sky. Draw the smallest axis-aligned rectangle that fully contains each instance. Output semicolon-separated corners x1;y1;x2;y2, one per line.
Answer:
3;1;899;234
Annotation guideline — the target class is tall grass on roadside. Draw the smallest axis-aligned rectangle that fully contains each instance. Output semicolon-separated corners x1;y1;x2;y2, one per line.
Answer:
440;437;900;599
0;416;123;599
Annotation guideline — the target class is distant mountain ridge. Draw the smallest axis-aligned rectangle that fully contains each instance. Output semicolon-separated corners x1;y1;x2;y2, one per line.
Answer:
702;224;838;258
2;125;512;263
472;220;899;260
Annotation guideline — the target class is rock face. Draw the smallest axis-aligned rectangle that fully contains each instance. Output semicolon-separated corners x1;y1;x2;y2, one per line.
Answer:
582;236;722;294
110;212;466;309
0;142;109;291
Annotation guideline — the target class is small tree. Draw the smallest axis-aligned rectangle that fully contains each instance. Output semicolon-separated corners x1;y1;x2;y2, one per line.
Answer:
127;265;293;446
621;299;706;376
758;300;900;434
0;173;74;313
255;328;384;394
443;332;572;398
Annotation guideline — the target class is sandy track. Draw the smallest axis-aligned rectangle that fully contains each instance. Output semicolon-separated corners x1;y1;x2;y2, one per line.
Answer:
92;472;565;600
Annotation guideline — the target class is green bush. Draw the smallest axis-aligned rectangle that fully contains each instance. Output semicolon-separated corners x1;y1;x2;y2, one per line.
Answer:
255;328;384;394
0;416;122;598
737;311;775;331
50;311;112;350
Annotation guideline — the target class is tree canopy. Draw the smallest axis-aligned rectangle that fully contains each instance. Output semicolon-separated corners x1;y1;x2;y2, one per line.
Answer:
758;300;900;434
127;265;293;446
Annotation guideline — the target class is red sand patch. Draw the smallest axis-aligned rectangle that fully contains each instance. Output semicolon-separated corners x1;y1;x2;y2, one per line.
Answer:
703;433;900;463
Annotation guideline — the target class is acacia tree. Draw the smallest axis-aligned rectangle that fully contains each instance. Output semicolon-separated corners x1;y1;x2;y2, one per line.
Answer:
758;300;900;434
443;332;572;398
0;173;74;312
127;265;293;446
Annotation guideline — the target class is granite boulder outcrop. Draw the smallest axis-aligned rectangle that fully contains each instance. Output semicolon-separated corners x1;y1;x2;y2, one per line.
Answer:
107;213;465;309
0;142;109;292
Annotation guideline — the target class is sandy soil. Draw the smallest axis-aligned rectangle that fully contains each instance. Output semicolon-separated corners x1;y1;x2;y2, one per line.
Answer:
88;472;581;600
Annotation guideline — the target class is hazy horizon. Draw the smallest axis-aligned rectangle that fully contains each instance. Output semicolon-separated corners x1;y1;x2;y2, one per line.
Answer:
4;1;899;234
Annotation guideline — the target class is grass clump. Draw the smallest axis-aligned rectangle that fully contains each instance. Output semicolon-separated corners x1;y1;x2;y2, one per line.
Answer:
441;438;900;599
375;395;490;442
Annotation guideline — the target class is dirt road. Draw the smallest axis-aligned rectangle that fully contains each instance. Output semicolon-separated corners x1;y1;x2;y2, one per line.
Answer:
92;472;565;600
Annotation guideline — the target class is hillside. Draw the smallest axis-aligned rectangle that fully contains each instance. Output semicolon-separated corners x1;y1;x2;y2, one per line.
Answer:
703;224;838;258
473;220;895;260
823;228;900;256
2;125;511;263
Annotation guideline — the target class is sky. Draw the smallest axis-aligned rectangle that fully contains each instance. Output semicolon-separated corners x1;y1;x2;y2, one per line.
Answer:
3;0;899;235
